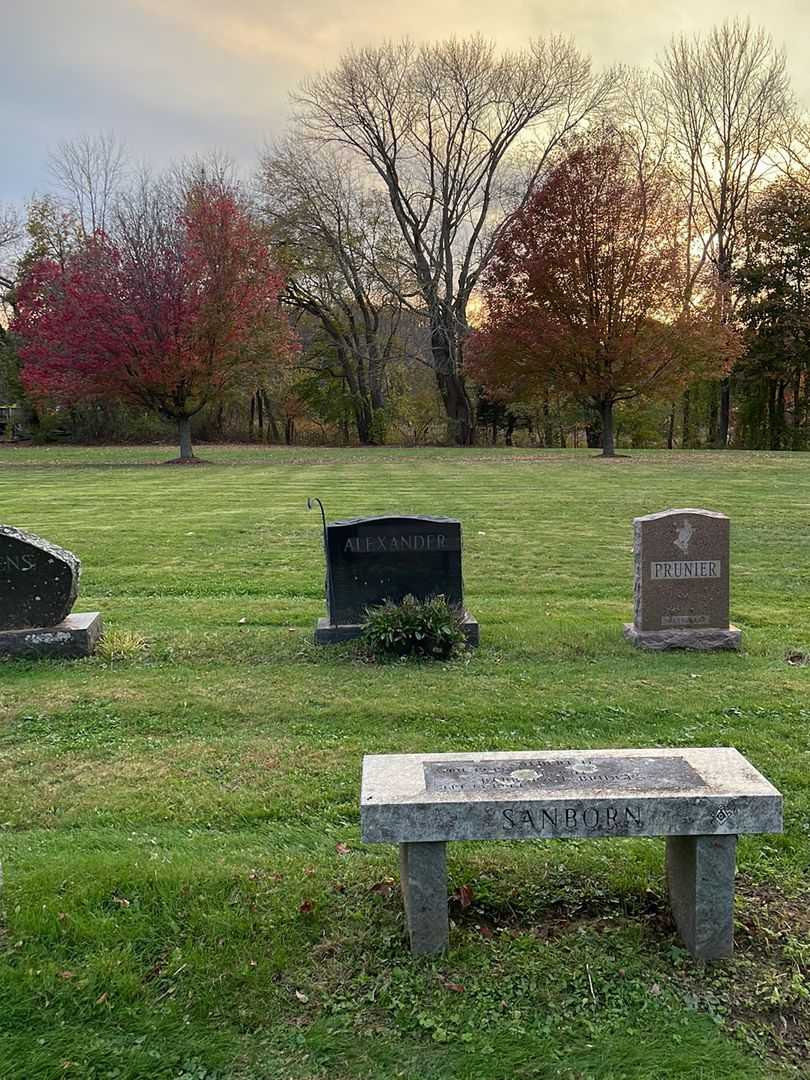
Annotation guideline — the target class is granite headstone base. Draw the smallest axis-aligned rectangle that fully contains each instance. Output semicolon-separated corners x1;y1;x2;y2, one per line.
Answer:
315;612;480;646
0;612;103;658
624;623;741;651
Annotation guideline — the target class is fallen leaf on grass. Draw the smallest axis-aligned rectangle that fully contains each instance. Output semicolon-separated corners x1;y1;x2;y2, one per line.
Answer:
370;878;395;897
294;990;309;1003
477;924;494;940
442;980;465;993
299;899;315;914
111;896;130;908
59;971;75;980
335;842;350;855
786;650;809;666
95;992;108;1005
453;884;474;909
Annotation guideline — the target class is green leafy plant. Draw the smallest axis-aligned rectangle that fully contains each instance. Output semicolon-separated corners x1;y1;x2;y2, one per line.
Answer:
361;594;467;660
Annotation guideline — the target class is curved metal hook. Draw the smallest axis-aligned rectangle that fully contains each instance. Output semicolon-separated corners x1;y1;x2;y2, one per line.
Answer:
307;496;335;628
307;496;327;537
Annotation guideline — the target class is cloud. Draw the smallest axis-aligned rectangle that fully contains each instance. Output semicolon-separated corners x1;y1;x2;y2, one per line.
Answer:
2;0;808;206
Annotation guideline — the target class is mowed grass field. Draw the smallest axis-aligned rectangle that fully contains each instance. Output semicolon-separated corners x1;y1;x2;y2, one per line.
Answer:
1;444;809;1080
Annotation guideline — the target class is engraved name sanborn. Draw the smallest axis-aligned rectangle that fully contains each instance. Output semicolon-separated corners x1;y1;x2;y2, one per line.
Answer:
502;804;645;833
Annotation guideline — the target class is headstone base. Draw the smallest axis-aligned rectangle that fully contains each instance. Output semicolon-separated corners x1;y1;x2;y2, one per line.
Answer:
623;623;741;651
315;612;480;647
0;612;103;658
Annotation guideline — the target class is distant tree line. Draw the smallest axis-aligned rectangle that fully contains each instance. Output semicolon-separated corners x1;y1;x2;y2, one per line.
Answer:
2;19;810;455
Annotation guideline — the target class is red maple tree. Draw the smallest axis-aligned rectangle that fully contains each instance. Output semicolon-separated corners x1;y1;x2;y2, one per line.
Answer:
13;180;295;460
469;131;738;455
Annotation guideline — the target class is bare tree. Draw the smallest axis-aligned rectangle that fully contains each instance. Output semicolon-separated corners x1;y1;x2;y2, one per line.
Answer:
658;18;792;445
294;35;612;444
261;142;411;444
0;203;20;293
777;116;810;191
49;132;127;238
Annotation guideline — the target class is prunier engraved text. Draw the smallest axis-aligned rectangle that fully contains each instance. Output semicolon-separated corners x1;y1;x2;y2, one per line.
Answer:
650;560;720;580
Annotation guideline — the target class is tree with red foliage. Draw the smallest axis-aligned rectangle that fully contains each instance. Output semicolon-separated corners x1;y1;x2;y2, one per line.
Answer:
13;176;295;461
469;131;738;455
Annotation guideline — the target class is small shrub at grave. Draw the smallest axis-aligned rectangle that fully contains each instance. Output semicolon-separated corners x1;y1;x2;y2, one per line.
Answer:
95;628;148;663
362;594;467;660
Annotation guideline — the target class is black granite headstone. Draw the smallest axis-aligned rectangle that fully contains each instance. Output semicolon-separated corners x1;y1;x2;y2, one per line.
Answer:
0;525;79;630
314;515;478;644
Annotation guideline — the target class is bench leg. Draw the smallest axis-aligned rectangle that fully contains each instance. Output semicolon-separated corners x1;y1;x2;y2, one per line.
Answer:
399;841;449;955
666;835;736;960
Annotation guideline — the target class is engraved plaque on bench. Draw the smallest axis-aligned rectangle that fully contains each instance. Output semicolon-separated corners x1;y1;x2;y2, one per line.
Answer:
423;755;708;795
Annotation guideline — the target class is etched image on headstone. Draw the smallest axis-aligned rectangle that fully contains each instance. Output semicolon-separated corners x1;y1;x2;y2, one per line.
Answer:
311;511;479;645
623;508;741;650
0;525;103;658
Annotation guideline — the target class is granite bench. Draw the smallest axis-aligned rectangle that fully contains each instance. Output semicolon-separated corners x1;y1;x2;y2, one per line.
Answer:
360;748;782;960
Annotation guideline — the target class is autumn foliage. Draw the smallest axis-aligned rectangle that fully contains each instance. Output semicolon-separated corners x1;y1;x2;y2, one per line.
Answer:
13;181;295;459
469;131;738;454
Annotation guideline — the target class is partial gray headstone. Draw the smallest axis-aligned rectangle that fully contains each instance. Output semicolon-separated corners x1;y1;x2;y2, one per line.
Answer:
624;509;740;650
0;525;80;630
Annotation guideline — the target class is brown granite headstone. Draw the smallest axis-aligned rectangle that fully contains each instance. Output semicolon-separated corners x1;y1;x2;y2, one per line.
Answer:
624;509;741;650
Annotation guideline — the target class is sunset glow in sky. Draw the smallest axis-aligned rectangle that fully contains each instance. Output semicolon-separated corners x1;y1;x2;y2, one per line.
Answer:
4;0;810;205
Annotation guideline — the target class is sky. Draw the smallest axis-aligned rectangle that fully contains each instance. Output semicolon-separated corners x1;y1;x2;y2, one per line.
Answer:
3;0;810;207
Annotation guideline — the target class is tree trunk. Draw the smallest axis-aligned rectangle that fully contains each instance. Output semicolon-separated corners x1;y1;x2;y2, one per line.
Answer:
599;400;616;457
681;389;691;448
707;385;719;447
791;372;803;449
431;318;474;445
337;345;377;446
542;398;554;447
435;368;474;445
667;405;676;449
774;380;786;450
718;377;731;447
266;393;281;444
177;416;194;461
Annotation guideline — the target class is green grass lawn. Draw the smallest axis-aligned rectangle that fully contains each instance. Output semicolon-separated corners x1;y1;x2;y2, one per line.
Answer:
1;444;809;1080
